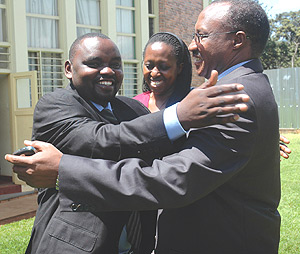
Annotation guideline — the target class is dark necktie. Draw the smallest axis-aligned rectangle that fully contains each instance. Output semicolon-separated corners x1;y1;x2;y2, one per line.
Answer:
127;211;142;252
101;108;142;251
100;109;119;124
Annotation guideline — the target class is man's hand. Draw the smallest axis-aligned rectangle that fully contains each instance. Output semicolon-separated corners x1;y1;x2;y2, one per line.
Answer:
280;135;291;160
5;140;62;188
177;70;250;130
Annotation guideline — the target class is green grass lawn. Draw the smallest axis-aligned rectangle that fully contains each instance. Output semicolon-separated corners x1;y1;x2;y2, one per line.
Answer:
278;133;300;253
0;134;299;253
0;217;34;253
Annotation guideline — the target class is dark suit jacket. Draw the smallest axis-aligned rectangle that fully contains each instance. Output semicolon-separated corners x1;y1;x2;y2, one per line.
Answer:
59;59;281;254
27;84;175;254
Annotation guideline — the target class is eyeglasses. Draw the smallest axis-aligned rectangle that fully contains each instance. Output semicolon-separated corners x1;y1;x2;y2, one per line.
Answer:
193;31;237;44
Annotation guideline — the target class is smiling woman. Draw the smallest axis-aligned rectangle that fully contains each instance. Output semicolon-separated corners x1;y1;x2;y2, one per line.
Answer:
134;32;192;112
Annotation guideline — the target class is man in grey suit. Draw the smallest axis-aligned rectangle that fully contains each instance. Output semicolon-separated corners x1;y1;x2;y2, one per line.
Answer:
7;0;279;253
7;32;247;254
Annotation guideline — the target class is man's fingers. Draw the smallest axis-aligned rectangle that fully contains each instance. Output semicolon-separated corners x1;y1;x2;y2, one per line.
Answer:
207;84;245;97
12;165;28;175
24;140;50;152
209;94;249;109
209;104;248;116
280;150;289;159
203;114;240;126
198;70;219;89
217;114;240;124
279;135;290;144
5;154;33;166
280;143;291;154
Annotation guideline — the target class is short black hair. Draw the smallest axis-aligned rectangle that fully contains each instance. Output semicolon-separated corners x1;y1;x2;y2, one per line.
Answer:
142;32;192;107
212;0;270;57
68;33;110;62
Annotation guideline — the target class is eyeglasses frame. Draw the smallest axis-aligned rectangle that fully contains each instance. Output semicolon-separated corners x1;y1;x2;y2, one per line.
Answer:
192;31;239;44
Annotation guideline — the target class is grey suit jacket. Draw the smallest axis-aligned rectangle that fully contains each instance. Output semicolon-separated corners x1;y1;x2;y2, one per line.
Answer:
59;59;281;254
27;84;176;254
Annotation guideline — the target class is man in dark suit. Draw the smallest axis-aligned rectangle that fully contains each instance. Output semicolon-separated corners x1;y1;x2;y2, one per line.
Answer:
9;32;248;254
25;33;162;254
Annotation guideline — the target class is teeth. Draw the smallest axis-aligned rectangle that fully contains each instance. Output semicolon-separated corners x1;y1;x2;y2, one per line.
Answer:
150;81;162;86
99;81;113;86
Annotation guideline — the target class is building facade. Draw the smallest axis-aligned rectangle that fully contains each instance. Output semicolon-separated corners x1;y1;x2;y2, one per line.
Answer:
0;0;206;187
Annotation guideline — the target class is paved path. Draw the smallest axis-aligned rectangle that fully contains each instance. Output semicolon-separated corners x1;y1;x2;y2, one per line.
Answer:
0;193;38;225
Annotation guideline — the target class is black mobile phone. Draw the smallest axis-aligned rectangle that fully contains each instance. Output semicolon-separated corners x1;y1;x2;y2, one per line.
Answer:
13;146;37;156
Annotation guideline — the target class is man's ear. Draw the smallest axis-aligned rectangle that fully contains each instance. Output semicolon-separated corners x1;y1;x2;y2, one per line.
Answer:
65;60;72;79
233;31;248;50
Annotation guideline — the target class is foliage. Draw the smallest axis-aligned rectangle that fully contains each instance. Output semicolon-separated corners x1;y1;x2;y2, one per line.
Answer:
262;10;300;69
0;217;34;253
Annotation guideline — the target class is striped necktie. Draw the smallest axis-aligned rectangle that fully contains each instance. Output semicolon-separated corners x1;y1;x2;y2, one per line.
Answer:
126;211;142;252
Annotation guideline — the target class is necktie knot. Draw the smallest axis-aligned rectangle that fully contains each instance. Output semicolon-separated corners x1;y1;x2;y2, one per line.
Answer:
100;109;119;124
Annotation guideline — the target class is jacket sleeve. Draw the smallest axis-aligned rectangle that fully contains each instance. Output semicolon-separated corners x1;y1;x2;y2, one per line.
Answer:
58;110;257;212
32;89;173;161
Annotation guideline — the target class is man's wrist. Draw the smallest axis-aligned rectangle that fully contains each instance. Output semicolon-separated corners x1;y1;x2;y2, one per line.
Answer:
163;103;187;141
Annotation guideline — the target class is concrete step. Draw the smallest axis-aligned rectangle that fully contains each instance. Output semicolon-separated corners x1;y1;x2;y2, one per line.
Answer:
0;176;22;195
0;183;22;195
0;192;38;225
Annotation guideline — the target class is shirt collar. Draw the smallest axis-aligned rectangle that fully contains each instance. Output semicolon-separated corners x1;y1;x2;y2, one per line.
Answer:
91;101;112;112
218;60;251;80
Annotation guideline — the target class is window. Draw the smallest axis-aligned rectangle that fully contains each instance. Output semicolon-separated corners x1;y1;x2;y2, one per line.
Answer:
0;0;7;42
120;63;138;97
148;0;155;37
116;1;135;59
28;51;64;98
26;0;63;97
0;0;9;70
0;46;10;69
26;0;59;48
116;0;138;96
76;0;101;37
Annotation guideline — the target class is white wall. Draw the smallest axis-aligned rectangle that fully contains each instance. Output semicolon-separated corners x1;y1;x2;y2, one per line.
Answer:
0;75;13;176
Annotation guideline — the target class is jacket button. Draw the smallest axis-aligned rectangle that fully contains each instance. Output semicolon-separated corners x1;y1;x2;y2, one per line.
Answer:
71;203;81;211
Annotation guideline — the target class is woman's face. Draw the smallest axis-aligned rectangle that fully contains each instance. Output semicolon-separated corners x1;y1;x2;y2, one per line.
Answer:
143;42;182;96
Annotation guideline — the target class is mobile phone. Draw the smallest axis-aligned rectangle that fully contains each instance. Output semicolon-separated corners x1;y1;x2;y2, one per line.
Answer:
13;146;37;156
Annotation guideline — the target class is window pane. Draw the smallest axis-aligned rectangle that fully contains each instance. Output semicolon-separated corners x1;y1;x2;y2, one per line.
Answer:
116;9;134;33
119;63;138;97
76;0;100;26
27;17;59;48
16;79;32;108
116;0;134;7
28;51;64;98
148;0;153;14
77;27;101;37
149;18;154;37
0;8;7;42
0;46;9;68
117;36;135;59
26;0;58;15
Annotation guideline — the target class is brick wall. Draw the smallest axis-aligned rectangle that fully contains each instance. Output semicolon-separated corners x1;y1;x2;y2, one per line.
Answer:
159;0;205;87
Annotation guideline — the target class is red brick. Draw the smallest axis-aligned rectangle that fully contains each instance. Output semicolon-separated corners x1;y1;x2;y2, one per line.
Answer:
159;0;205;86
